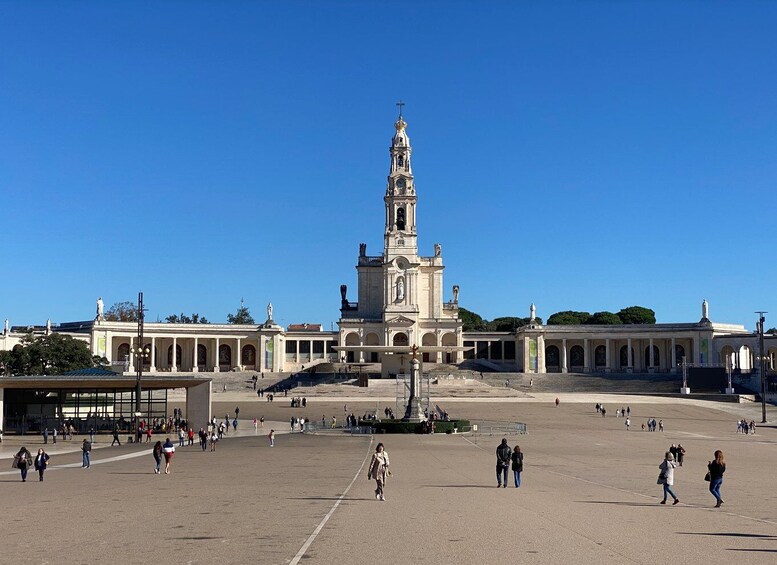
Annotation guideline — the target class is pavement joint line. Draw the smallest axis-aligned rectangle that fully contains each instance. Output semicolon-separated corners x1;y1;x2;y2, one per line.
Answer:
289;435;374;565
461;435;777;528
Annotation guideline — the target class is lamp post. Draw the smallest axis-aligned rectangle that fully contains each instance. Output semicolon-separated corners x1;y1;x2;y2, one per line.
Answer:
756;312;768;423
131;292;149;435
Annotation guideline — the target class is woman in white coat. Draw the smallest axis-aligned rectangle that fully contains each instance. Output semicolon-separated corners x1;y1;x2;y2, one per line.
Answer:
368;443;390;501
658;451;679;505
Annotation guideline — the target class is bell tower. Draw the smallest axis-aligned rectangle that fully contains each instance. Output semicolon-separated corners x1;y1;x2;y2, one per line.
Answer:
384;101;417;261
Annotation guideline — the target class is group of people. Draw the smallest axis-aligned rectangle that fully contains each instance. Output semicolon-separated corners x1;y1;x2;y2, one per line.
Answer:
495;438;524;488
644;418;663;432
736;419;756;434
658;449;726;508
290;397;307;408
12;447;50;481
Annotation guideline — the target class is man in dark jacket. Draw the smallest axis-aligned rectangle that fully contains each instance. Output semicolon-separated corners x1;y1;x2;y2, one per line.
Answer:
496;438;512;488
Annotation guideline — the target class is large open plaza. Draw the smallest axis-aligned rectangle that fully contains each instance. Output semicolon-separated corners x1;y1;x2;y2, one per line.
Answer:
2;388;776;564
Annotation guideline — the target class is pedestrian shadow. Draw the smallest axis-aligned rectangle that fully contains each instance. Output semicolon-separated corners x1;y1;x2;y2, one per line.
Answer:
421;485;506;489
679;532;777;540
579;500;660;507
726;549;777;553
286;496;372;501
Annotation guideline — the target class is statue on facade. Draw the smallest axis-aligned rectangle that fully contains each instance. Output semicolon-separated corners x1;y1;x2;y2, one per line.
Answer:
340;284;347;302
46;319;52;334
702;299;709;320
4;318;9;334
359;243;366;257
434;243;441;257
396;277;405;302
267;302;273;322
530;303;536;322
452;284;459;304
96;297;104;321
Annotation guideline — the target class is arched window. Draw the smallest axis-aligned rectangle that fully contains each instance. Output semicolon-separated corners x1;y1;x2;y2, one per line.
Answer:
219;344;232;367
397;155;404;167
242;344;256;366
620;345;634;368
675;344;686;366
118;343;130;361
397;207;406;230
594;345;607;368
167;345;182;367
197;344;207;367
393;333;409;346
545;345;560;368
570;345;584;367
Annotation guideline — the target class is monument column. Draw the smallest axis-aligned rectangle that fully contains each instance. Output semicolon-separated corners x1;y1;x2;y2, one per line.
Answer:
214;338;220;372
150;337;157;372
193;337;199;372
561;339;568;373
627;337;633;371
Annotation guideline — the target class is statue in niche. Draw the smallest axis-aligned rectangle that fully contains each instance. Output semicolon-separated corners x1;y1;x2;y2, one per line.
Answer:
359;243;366;257
340;284;347;302
452;285;459;303
434;243;441;257
267;302;273;322
396;277;405;302
397;155;404;167
96;297;104;320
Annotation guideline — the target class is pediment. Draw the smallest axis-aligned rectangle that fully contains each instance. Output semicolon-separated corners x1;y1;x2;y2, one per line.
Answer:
385;315;415;326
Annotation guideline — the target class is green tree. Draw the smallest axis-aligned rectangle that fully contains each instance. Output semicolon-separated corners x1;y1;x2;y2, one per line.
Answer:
488;317;539;331
459;307;487;331
767;327;777;334
227;305;255;325
617;306;656;324
166;313;209;324
105;301;139;322
0;333;99;376
547;311;591;325
587;311;622;325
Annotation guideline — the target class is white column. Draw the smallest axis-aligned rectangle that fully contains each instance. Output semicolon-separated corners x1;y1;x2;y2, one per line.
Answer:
627;337;633;370
128;336;135;373
150;337;157;372
561;339;568;373
171;337;178;372
214;337;220;372
583;338;590;371
671;337;677;371
258;337;263;370
193;337;199;372
605;338;610;371
237;338;242;370
649;337;655;370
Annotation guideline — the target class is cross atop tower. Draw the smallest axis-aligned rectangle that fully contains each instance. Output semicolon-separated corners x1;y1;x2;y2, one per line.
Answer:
396;100;405;118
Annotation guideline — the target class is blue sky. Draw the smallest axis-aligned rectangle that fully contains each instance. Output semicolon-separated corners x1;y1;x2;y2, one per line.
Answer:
1;1;776;330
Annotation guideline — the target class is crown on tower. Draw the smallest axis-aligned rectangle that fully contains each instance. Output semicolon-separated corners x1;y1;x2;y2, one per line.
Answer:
395;117;407;131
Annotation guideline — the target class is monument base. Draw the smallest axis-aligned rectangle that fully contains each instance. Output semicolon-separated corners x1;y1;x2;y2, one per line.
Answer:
680;387;691;395
725;387;735;394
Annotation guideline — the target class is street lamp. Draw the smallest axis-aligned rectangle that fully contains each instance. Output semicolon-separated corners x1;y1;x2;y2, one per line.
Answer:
756;311;768;424
132;292;148;435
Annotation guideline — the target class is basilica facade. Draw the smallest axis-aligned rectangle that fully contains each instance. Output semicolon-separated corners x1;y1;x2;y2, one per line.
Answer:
2;114;775;378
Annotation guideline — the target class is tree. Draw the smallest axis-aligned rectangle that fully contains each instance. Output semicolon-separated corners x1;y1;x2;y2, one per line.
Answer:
616;306;656;324
588;311;622;325
166;313;209;324
488;317;539;331
227;305;255;325
0;333;99;376
105;301;139;322
459;307;487;331
547;311;591;325
767;327;777;334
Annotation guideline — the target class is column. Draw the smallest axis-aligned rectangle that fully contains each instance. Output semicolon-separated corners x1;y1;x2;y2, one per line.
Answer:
538;335;546;373
670;337;676;371
310;340;314;364
128;336;135;373
627;337;633;371
258;337;263;371
649;337;654;370
214;337;220;372
150;337;157;372
693;335;700;364
583;338;590;372
193;337;199;372
561;339;568;373
605;338;610;371
237;338;242;370
171;337;178;372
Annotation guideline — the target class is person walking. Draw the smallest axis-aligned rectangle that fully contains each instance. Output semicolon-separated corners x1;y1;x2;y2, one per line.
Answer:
496;438;511;488
511;445;524;488
34;448;50;481
152;440;163;474
15;446;32;482
81;439;92;468
178;427;185;447
625;417;631;431
707;450;726;508
367;443;390;501
253;417;258;433
89;426;95;445
162;437;175;474
658;451;680;505
268;429;275;447
187;427;195;446
210;430;218;451
111;426;121;446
